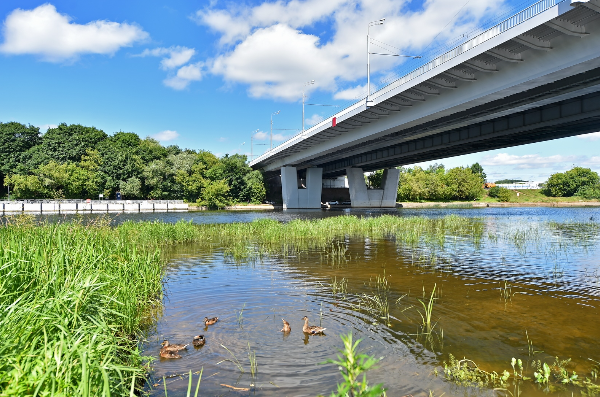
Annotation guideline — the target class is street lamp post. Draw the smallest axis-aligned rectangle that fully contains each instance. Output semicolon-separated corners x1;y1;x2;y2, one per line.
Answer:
302;80;315;133
250;129;259;161
270;110;280;150
367;19;385;101
367;18;421;104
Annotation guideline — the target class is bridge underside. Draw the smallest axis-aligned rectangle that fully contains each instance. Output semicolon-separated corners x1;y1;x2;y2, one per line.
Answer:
318;71;600;177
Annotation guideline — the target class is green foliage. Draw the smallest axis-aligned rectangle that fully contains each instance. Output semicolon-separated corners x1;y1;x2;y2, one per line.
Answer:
243;170;266;203
469;162;486;181
1;120;267;203
323;333;384;397
367;169;384;188
200;179;231;209
397;165;484;201
488;186;501;198
444;354;510;388
0;122;41;182
576;183;600;199
497;187;513;202
543;167;600;197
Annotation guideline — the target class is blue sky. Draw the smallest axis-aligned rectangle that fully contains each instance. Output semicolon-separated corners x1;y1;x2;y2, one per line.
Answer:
0;0;598;183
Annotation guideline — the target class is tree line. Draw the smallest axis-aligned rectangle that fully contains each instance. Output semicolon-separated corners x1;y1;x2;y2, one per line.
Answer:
1;122;266;207
368;163;487;201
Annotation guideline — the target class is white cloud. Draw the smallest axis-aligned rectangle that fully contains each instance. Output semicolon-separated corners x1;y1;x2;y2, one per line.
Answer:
0;4;148;62
163;62;203;90
138;46;195;70
151;130;179;142
481;153;600;169
333;83;377;100
577;131;600;141
218;137;228;142
305;114;324;126
196;0;502;100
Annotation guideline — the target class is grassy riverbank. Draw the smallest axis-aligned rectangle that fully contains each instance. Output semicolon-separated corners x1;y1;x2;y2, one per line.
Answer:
0;214;482;395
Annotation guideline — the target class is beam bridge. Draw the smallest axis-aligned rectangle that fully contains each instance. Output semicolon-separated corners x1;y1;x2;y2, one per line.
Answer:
250;0;600;208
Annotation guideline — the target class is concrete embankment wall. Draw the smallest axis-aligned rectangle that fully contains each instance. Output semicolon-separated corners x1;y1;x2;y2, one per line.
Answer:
1;200;188;214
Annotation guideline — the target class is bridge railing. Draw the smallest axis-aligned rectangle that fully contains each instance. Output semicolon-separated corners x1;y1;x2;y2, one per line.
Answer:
254;0;566;164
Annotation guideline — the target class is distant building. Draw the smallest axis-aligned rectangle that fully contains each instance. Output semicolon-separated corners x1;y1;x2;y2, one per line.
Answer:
496;181;542;190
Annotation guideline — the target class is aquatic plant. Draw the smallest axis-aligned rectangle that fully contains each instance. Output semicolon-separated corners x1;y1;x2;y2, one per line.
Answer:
331;276;348;300
218;344;244;374
237;303;246;329
417;283;439;336
248;342;258;379
321;332;385;397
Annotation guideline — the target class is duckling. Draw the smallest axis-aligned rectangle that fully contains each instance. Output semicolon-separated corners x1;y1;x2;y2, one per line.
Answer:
192;335;206;347
302;316;326;334
159;350;181;359
281;318;291;333
204;316;219;326
160;340;189;352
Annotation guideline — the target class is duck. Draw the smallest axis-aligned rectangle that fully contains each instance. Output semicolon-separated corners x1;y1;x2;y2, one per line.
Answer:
204;316;219;326
302;316;326;334
281;318;291;333
159;350;181;359
192;335;206;347
160;340;189;353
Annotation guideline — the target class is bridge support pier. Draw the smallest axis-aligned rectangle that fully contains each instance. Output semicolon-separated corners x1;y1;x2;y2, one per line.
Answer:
281;166;323;209
346;167;399;208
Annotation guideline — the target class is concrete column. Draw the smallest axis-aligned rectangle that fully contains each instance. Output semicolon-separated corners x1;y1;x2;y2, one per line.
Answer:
281;166;323;209
346;167;400;208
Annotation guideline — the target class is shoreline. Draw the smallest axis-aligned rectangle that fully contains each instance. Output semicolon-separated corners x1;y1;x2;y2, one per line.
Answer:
397;201;600;208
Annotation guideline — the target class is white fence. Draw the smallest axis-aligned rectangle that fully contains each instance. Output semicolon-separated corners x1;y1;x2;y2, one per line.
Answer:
0;200;188;214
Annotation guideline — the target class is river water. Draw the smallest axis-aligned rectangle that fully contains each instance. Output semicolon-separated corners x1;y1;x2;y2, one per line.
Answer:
15;207;600;396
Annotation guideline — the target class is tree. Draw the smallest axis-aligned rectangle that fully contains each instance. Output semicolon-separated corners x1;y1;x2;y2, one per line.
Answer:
0;122;41;186
207;154;252;203
200;179;230;209
469;162;486;182
543;167;600;197
244;170;266;203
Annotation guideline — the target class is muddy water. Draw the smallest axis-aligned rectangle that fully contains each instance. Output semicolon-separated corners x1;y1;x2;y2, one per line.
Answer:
144;210;600;397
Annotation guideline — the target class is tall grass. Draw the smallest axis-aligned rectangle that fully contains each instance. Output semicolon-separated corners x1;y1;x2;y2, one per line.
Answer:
0;216;203;396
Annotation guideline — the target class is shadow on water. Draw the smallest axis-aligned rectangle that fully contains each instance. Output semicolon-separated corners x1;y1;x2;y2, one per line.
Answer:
140;209;600;396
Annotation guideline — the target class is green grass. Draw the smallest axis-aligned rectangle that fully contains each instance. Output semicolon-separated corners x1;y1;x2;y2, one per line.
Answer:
0;216;207;396
481;189;600;203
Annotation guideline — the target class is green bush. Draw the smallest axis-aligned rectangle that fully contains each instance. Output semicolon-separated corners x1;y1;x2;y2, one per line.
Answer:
497;188;512;202
543;167;600;197
576;184;600;199
488;186;501;198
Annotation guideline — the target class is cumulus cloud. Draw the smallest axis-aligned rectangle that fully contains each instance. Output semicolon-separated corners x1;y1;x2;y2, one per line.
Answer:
0;4;148;62
577;131;600;141
305;114;324;126
196;0;501;100
333;83;377;100
151;130;179;142
163;62;203;90
481;153;600;169
137;46;195;70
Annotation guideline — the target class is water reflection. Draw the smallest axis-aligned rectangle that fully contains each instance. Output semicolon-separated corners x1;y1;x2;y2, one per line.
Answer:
145;212;600;396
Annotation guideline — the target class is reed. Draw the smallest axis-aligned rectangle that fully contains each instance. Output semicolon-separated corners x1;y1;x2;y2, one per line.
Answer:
0;217;167;396
248;343;258;379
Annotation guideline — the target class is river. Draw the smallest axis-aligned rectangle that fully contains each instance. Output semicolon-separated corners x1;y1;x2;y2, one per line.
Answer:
11;207;600;396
